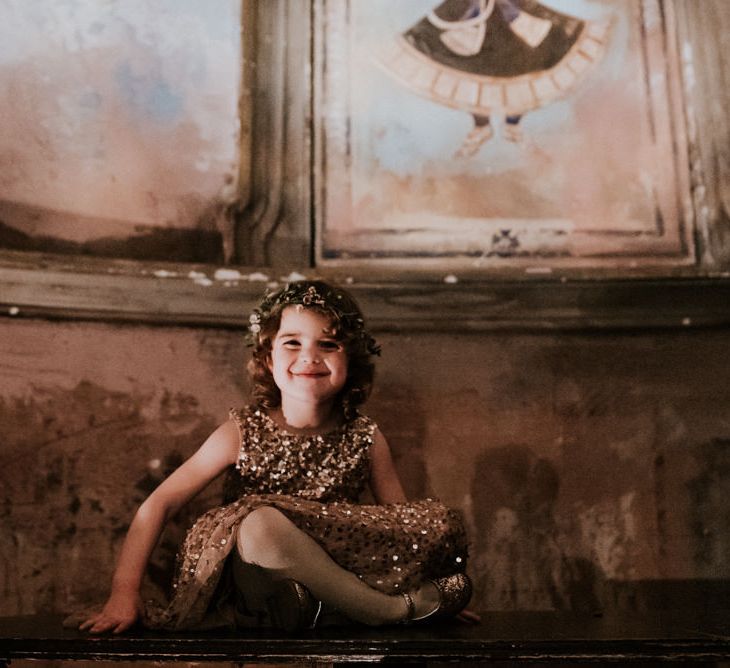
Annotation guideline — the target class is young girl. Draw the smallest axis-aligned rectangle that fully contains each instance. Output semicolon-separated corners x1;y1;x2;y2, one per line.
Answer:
81;280;474;633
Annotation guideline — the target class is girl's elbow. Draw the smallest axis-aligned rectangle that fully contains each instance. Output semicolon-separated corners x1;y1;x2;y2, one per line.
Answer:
136;492;178;526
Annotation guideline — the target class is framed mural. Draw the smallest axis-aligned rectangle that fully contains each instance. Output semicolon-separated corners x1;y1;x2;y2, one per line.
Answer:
0;0;313;326
1;0;730;330
0;0;245;266
314;0;694;273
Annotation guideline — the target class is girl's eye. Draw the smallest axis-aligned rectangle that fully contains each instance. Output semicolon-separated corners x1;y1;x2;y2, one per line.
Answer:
318;340;342;352
283;339;300;348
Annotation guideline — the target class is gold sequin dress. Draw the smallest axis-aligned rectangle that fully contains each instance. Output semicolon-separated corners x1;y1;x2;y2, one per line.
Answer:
145;406;468;630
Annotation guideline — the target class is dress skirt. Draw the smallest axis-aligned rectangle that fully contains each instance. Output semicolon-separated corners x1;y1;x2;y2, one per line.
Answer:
145;494;468;630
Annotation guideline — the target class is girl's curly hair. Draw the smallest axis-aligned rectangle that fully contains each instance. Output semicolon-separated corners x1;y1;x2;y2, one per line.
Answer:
246;280;380;419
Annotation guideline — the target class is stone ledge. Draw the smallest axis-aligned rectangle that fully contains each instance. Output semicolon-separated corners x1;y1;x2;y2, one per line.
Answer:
1;611;729;665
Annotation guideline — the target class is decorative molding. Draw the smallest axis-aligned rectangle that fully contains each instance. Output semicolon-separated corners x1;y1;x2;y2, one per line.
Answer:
313;0;698;271
674;0;730;268
1;1;730;331
2;252;730;331
233;0;313;266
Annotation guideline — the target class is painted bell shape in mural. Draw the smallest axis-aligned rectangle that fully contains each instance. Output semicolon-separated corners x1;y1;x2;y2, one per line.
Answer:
508;9;552;48
428;0;553;58
429;0;493;56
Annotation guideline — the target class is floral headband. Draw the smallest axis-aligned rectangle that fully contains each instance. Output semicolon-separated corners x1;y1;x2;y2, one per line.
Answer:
247;282;381;356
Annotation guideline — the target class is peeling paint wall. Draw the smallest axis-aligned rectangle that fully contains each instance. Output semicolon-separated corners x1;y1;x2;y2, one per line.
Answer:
0;0;241;261
2;318;729;618
0;319;248;615
1;1;729;647
369;331;730;612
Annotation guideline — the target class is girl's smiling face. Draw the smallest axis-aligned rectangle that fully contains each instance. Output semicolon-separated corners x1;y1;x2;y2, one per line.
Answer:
268;306;348;408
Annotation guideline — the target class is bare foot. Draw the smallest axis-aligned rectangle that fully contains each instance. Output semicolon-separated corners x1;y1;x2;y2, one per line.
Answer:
455;124;494;158
503;123;524;143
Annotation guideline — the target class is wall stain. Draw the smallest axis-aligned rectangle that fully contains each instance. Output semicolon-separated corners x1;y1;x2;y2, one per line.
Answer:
369;382;431;499
0;380;218;615
0;215;224;263
687;437;730;576
470;444;610;612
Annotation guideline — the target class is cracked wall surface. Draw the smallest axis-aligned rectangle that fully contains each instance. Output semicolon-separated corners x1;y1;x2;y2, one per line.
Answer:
0;0;241;263
2;317;728;618
0;319;247;615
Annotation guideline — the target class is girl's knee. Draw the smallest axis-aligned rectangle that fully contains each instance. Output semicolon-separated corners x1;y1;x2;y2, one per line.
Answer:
237;506;297;567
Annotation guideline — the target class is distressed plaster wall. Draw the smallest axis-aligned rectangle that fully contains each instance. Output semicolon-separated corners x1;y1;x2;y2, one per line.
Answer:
1;316;729;618
0;318;248;615
0;0;241;261
1;6;729;661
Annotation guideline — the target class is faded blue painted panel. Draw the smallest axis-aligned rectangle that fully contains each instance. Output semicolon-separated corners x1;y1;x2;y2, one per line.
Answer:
114;61;185;124
0;0;242;239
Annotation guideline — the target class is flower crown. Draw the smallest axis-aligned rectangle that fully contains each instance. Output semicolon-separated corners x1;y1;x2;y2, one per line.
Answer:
246;282;381;356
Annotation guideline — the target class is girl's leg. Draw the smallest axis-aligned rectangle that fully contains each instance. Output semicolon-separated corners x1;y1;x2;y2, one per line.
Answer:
503;114;524;142
455;114;493;158
236;506;438;626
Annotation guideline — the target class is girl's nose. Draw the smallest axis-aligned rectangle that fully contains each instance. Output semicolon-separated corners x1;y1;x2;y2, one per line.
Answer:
300;347;320;363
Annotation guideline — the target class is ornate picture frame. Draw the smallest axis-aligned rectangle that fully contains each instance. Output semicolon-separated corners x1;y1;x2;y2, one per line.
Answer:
314;0;693;274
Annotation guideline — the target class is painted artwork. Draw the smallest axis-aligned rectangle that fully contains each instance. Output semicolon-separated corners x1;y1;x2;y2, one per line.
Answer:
0;0;241;264
315;0;693;272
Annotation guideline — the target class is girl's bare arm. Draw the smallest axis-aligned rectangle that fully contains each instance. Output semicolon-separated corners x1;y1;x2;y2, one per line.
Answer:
369;428;408;504
80;419;240;634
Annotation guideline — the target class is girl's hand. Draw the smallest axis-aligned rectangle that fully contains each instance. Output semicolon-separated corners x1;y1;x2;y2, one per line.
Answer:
79;590;143;634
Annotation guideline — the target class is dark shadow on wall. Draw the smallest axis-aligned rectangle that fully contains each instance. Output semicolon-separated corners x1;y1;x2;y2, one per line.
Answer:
369;382;431;499
687;437;730;576
0;380;220;615
0;202;224;263
470;443;604;612
469;440;730;614
603;577;730;613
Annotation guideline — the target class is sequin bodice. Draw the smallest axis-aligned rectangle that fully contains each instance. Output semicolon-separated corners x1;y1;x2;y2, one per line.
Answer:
222;407;374;504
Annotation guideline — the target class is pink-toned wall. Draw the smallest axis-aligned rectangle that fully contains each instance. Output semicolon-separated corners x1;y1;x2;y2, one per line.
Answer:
1;1;729;647
2;316;728;618
0;1;240;262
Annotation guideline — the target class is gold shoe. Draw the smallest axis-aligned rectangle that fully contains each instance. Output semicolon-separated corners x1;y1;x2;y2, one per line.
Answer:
430;572;473;618
401;572;473;623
